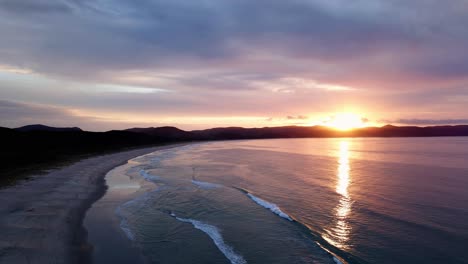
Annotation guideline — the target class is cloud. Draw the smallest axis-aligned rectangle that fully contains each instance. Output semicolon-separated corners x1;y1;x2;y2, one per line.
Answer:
388;119;468;126
0;99;166;131
1;1;468;129
0;64;33;74
1;0;467;91
264;115;311;126
0;99;85;128
0;0;73;14
286;115;308;120
0;99;273;131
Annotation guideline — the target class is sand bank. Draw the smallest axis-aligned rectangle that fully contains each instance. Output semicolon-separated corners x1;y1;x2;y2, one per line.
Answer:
0;144;186;264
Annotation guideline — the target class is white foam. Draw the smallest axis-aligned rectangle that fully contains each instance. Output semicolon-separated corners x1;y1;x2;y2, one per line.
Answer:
333;256;344;264
149;147;182;165
139;169;159;182
115;205;136;241
246;193;293;221
191;180;223;189
316;242;347;264
115;188;162;242
173;215;247;264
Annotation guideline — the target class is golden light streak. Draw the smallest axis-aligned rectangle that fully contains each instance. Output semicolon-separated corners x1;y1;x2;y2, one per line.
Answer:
323;140;353;249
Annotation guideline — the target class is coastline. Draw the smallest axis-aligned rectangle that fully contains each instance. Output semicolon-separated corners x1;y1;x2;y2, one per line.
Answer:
0;143;189;264
83;155;151;264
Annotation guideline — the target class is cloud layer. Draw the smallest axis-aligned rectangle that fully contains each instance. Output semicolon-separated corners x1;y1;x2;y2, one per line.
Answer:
1;0;468;129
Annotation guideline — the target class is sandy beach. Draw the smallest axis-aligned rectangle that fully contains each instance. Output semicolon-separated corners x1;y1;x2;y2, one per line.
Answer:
0;144;186;264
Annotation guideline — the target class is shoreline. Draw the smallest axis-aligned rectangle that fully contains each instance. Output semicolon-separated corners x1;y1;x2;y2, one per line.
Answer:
83;155;151;264
0;143;189;264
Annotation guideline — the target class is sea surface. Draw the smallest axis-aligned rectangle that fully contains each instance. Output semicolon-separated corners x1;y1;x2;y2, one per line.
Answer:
84;138;468;264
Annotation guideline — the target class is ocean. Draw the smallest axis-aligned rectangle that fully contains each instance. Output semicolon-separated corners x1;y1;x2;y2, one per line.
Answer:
84;138;468;264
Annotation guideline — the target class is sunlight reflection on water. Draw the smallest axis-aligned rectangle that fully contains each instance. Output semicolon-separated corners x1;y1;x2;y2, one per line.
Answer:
324;140;353;250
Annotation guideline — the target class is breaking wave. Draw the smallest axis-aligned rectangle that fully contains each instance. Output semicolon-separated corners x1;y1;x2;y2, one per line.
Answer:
139;169;159;182
115;205;136;241
191;179;223;189
172;214;247;264
246;193;293;221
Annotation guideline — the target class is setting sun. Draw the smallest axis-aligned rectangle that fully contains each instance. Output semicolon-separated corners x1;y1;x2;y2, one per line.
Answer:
324;113;367;130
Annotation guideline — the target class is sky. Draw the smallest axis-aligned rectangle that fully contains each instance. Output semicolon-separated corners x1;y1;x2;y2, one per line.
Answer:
1;0;468;131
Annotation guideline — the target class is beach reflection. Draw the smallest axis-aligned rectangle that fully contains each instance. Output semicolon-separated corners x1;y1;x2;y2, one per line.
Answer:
324;140;352;249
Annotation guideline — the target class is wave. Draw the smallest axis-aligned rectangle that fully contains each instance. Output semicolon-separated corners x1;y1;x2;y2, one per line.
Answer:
171;214;247;264
115;187;164;242
115;192;152;241
191;179;223;189
245;193;293;221
148;145;194;166
139;169;159;182
333;256;344;264
236;189;353;262
115;205;136;241
150;153;172;166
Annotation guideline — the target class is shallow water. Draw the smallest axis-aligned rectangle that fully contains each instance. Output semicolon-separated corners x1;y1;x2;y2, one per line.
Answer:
85;138;468;264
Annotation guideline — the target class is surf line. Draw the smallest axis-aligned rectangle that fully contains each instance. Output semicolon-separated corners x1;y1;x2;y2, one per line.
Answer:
170;212;247;264
234;187;293;221
190;167;223;189
139;169;160;182
234;187;353;264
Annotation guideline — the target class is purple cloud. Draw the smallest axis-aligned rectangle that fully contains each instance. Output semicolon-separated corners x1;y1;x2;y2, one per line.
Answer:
1;0;468;129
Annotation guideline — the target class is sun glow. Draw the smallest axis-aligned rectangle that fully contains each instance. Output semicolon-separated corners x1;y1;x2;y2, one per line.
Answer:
324;113;367;130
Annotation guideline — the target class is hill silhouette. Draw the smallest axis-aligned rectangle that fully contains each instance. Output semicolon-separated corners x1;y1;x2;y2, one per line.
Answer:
125;126;195;140
15;124;82;132
2;124;468;183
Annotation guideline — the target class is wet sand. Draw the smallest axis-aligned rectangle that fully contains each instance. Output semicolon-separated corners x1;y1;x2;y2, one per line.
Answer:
0;144;187;264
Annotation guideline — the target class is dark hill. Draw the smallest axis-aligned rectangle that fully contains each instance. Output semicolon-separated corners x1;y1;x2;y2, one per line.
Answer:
0;127;168;183
125;126;195;140
191;126;333;139
2;124;468;184
15;124;82;132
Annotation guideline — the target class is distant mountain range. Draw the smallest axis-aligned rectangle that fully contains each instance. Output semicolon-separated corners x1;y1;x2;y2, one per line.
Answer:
15;124;83;132
2;124;468;180
6;123;468;139
125;124;468;139
125;126;194;140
